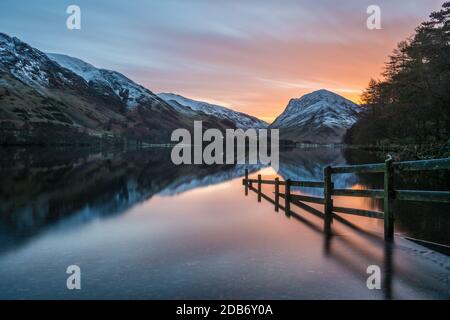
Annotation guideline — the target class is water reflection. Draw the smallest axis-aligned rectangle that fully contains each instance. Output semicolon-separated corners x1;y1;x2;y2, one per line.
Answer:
246;181;449;299
275;148;450;247
278;148;358;193
0;147;261;255
0;147;449;299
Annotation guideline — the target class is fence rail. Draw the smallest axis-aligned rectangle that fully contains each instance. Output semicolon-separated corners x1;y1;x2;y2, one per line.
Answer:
331;163;385;174
395;190;450;203
244;178;325;188
243;156;450;242
393;158;450;171
332;189;385;198
332;206;384;220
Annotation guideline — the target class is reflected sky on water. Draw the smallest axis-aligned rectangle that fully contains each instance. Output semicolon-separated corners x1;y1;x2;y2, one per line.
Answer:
0;147;448;299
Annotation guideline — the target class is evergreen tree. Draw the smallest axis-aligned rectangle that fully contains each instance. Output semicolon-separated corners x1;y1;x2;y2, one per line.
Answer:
346;1;450;147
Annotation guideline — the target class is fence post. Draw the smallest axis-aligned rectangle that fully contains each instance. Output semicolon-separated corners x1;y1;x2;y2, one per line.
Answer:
324;166;333;217
285;179;291;215
323;165;333;254
275;178;280;212
384;157;394;241
257;174;262;202
244;169;249;196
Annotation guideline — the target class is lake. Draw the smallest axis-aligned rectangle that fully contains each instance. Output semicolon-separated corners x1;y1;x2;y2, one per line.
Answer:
0;147;449;299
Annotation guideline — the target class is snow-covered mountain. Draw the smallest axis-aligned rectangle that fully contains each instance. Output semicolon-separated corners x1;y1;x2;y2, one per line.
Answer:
158;93;268;129
0;33;92;92
1;32;360;146
47;53;167;110
0;32;236;145
270;89;361;143
47;54;256;130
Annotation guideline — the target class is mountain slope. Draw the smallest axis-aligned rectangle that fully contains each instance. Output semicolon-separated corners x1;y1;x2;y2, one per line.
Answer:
270;90;361;143
0;33;128;143
0;34;92;92
0;33;235;145
47;53;169;111
158;93;268;129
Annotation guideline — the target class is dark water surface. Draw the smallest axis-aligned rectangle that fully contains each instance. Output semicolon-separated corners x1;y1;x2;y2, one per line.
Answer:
0;147;449;299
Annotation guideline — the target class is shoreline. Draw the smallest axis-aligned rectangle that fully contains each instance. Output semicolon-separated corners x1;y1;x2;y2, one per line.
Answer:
295;143;450;160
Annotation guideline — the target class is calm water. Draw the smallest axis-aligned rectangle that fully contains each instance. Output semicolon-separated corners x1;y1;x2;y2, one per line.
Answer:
0;147;449;299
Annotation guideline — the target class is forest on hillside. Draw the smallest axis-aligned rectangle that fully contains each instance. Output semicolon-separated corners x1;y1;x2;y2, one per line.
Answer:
345;1;450;158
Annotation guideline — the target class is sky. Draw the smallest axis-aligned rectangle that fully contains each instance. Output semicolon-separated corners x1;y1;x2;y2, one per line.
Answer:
0;0;445;122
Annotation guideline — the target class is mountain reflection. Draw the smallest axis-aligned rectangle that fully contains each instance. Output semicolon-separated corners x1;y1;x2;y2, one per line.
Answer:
0;147;261;254
0;148;354;252
277;148;358;195
1;146;448;256
0;147;353;245
0;147;449;300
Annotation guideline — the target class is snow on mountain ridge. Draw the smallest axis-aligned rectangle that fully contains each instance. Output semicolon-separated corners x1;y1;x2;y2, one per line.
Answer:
158;93;268;129
0;32;359;143
0;32;243;145
271;89;361;129
270;89;361;143
0;33;79;89
47;53;163;109
45;53;100;82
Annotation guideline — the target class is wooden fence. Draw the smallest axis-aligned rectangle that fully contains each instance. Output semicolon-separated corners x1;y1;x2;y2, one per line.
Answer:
243;157;450;241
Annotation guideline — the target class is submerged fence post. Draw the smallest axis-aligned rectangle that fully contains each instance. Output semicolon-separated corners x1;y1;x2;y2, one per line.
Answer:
244;169;249;196
384;157;394;241
324;166;333;217
257;174;262;202
285;179;291;215
275;177;280;212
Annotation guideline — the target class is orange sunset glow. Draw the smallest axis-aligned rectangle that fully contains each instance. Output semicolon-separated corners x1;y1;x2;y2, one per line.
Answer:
134;1;445;123
1;1;445;123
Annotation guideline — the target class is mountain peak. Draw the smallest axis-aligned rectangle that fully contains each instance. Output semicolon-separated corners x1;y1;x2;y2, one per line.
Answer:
270;90;361;143
0;32;20;45
308;88;336;95
294;89;353;104
0;32;11;42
